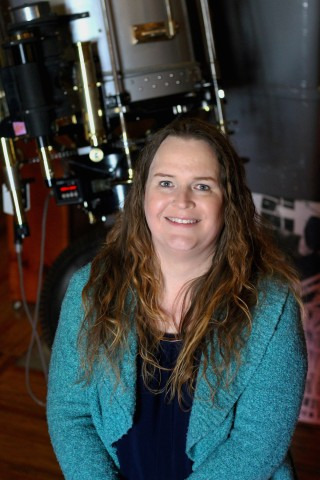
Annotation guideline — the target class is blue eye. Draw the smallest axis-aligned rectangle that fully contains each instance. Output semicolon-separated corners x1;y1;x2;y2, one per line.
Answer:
195;184;210;191
159;180;173;187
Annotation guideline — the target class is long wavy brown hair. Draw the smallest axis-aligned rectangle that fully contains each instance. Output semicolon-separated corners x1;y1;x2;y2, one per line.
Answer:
81;117;300;404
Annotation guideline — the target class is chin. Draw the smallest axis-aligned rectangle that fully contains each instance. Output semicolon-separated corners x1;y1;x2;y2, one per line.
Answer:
167;240;197;250
168;245;201;256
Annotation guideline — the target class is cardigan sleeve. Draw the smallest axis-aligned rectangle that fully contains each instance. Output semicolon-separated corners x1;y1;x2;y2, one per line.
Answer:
187;290;308;480
46;267;118;480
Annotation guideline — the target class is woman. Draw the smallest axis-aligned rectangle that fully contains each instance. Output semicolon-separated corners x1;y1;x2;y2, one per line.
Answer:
47;117;307;480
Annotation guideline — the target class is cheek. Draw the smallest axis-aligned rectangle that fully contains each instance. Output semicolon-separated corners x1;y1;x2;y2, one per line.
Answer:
217;207;225;235
144;191;165;217
217;202;225;224
209;199;224;230
144;192;158;229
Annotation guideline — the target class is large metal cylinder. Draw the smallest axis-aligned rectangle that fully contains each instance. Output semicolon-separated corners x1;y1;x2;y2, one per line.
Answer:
63;0;201;102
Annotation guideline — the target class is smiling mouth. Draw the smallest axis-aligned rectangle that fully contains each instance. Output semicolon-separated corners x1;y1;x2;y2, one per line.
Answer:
166;217;199;224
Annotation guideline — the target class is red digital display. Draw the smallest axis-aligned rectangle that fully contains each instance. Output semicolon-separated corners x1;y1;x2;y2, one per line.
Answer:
60;185;78;192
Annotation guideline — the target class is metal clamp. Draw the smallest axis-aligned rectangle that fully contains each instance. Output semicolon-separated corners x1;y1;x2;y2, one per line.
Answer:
132;0;178;44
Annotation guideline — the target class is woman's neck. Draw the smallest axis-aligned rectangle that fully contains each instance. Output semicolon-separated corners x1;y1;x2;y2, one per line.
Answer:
159;250;212;286
156;253;212;333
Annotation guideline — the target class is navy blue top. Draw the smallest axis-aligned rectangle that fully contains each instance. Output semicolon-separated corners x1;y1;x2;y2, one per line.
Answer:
114;335;194;480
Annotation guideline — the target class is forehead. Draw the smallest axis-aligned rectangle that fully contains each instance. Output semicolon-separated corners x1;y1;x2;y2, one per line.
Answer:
148;135;219;175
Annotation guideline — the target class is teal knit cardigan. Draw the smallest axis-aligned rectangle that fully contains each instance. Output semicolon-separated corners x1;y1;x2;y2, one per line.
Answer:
47;265;307;480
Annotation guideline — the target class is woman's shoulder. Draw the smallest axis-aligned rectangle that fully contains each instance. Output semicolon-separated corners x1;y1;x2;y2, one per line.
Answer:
51;264;92;354
59;263;92;317
66;263;92;294
253;275;300;330
256;275;294;303
241;276;304;376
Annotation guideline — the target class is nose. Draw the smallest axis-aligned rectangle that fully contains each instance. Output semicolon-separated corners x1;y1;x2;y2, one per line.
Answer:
173;187;195;208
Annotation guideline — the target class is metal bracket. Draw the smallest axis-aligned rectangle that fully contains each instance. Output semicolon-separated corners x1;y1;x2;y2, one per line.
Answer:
132;21;179;44
131;0;178;44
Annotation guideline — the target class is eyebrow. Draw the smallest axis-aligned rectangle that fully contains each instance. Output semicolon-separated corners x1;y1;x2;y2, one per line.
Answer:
153;173;175;178
153;173;218;182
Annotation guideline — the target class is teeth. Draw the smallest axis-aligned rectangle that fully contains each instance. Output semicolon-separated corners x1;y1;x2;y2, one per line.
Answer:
167;217;198;224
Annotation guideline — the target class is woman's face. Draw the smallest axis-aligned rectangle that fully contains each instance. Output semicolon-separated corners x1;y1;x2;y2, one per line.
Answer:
144;136;224;262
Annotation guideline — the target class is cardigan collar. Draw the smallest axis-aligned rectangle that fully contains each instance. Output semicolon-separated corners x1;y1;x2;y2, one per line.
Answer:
92;281;289;463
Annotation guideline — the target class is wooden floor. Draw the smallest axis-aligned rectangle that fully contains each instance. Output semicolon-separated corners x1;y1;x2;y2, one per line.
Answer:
0;223;63;480
0;225;320;480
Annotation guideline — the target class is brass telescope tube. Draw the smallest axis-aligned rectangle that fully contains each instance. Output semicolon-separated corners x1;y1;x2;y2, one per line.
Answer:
75;41;106;148
1;137;29;239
